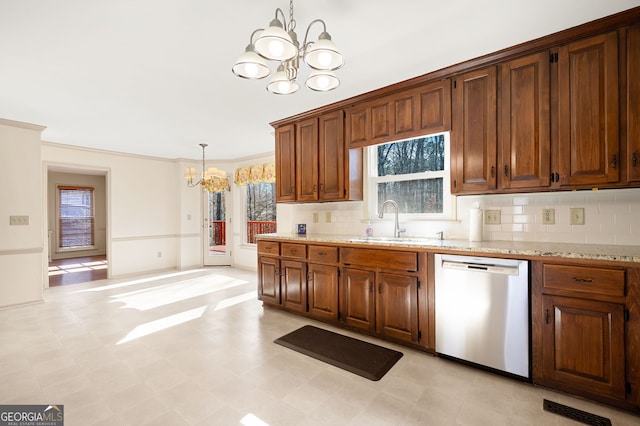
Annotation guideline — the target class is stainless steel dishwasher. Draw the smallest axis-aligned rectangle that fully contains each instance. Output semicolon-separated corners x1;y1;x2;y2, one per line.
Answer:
434;254;530;380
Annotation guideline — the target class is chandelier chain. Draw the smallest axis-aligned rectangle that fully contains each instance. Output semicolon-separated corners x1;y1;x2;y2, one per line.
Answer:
288;0;296;32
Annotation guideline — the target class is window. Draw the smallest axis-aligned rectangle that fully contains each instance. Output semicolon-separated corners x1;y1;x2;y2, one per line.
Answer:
245;182;277;244
367;132;453;219
57;186;95;250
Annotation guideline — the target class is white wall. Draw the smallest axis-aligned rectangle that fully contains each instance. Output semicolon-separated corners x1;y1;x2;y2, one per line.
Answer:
42;142;192;277
0;119;46;308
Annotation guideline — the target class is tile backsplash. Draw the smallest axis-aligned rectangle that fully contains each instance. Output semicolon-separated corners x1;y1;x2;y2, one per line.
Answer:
277;188;640;246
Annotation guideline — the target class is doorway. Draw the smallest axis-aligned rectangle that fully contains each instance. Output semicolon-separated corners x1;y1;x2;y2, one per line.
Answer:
47;168;108;286
203;190;231;265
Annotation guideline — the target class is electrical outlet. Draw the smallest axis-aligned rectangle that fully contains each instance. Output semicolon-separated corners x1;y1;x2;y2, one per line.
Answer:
542;208;555;225
157;251;162;258
313;212;319;223
325;212;332;223
484;210;501;225
570;207;585;225
9;215;29;226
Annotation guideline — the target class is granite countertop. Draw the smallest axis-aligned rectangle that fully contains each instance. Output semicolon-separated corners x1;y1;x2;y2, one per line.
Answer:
256;233;640;264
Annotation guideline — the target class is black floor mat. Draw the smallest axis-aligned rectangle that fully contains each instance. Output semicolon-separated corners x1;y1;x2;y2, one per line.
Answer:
274;325;403;381
543;399;612;425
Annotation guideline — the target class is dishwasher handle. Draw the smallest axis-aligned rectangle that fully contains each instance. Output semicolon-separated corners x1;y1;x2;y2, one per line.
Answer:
442;260;520;276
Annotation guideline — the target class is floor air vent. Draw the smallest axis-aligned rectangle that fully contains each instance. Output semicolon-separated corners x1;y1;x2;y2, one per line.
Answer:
543;399;612;426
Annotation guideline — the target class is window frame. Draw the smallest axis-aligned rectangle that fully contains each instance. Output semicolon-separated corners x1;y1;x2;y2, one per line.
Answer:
244;181;277;245
366;131;455;221
56;185;96;252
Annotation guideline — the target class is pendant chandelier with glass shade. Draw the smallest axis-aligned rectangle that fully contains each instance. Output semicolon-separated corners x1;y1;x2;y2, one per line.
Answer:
232;0;344;95
184;144;228;192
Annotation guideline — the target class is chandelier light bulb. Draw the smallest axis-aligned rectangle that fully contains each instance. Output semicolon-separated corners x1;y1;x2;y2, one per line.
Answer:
306;69;339;92
268;40;285;58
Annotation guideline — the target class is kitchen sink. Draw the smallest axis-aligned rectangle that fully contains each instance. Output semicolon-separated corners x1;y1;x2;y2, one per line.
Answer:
347;236;442;245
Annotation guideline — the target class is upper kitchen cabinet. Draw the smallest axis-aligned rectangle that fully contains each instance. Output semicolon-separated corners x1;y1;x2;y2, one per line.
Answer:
499;51;551;190
275;124;296;202
295;117;319;201
275;110;362;203
627;23;640;183
346;79;452;148
556;31;619;187
451;66;498;193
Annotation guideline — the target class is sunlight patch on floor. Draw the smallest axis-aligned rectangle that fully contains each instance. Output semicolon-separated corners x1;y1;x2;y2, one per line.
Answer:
214;291;257;311
116;306;207;345
108;274;250;311
71;269;207;293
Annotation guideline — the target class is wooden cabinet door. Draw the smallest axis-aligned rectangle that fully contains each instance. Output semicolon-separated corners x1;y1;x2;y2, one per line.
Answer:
281;259;307;313
377;273;419;343
541;294;625;399
413;79;452;136
258;256;280;305
340;268;375;331
296;117;319;201
391;91;417;139
557;31;619;186
500;51;551;189
308;263;339;321
627;23;640;183
451;66;498;193
318;110;345;201
275;124;296;202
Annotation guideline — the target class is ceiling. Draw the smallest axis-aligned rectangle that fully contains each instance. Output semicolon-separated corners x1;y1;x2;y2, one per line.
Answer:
1;0;638;160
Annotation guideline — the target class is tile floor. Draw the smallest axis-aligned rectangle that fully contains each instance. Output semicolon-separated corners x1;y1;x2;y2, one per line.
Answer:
1;266;639;425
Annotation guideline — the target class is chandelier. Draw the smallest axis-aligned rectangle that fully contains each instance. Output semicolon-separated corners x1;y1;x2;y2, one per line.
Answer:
184;144;227;191
232;0;344;95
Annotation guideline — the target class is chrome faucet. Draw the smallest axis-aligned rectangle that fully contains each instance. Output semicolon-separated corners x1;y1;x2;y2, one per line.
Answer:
378;200;406;238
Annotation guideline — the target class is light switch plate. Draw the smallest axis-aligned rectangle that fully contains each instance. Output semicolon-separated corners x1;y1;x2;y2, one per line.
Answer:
9;215;29;226
570;207;585;225
484;210;501;225
542;209;555;225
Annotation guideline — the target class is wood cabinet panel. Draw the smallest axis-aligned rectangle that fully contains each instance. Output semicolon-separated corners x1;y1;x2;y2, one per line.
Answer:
296;117;319;201
318;111;345;200
281;243;306;259
275;124;296;201
281;259;307;313
340;268;376;331
377;273;419;343
258;256;279;304
257;241;279;256
341;247;418;271
541;294;625;399
557;31;619;186
414;79;452;135
308;263;339;321
627;23;640;183
451;66;498;193
543;264;625;298
499;51;551;189
308;245;339;263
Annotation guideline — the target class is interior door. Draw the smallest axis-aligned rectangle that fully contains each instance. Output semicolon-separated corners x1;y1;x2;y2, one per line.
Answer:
203;190;231;266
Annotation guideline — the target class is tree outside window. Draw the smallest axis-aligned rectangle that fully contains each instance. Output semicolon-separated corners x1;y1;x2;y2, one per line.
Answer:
368;132;453;219
246;182;276;244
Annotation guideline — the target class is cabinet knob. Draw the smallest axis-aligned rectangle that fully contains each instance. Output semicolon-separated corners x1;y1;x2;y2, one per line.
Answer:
545;309;549;324
611;154;617;169
319;183;325;192
504;165;509;177
572;276;593;283
490;166;495;178
633;152;638;167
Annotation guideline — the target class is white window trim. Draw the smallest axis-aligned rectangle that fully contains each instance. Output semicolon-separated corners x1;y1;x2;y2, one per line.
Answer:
365;131;456;221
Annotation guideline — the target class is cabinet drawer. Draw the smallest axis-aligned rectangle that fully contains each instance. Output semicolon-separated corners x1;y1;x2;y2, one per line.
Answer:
257;241;279;256
281;243;306;259
543;264;625;297
308;245;338;262
341;247;418;271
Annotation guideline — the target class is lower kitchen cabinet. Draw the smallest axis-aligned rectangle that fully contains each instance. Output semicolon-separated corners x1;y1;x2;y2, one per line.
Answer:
258;255;279;305
308;263;339;321
532;261;632;409
281;259;307;313
377;272;419;343
540;294;625;399
340;268;376;332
